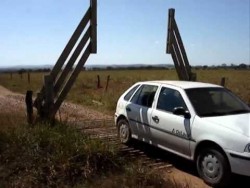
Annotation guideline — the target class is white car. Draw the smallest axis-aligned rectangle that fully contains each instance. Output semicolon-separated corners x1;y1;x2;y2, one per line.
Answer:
114;81;250;187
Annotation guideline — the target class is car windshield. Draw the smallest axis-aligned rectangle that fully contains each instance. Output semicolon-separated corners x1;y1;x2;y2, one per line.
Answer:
185;87;250;117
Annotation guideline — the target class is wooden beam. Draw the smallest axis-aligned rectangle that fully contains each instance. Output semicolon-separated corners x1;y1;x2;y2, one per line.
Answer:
166;9;175;54
171;44;185;80
171;31;189;81
51;44;91;117
90;0;97;53
50;7;91;81
34;8;91;108
53;27;91;95
172;19;192;78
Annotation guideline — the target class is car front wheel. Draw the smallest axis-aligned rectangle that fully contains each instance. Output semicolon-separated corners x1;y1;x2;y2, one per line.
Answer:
117;119;131;144
196;148;231;187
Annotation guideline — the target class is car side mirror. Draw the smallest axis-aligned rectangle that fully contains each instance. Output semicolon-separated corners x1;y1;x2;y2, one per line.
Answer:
173;107;191;119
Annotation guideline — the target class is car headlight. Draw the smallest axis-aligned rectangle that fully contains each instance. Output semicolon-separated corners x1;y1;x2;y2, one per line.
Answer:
244;144;250;152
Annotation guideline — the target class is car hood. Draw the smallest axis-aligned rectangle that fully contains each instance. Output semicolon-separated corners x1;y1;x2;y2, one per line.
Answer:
204;113;250;137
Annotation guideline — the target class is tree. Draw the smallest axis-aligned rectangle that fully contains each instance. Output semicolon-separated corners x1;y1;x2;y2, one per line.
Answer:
238;63;247;69
202;65;208;70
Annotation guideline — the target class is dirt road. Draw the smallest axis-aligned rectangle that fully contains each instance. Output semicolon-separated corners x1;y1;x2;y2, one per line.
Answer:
0;85;111;121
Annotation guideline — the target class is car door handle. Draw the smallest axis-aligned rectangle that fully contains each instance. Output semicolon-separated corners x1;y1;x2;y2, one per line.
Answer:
126;107;131;112
152;116;159;123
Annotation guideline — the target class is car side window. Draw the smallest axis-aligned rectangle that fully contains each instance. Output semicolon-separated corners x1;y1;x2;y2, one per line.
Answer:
131;84;158;108
157;87;187;113
124;84;140;101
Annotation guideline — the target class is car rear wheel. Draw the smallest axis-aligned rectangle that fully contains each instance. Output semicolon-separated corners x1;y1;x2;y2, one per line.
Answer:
196;148;231;187
117;119;131;144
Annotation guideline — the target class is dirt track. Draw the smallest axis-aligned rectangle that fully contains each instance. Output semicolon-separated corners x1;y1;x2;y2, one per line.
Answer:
0;85;209;188
0;85;111;121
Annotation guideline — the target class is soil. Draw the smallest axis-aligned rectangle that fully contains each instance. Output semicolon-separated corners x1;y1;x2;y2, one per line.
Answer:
0;85;209;188
0;85;112;121
166;168;209;188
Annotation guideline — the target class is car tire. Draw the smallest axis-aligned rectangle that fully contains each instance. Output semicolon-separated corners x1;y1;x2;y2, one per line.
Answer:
117;119;131;144
196;148;231;187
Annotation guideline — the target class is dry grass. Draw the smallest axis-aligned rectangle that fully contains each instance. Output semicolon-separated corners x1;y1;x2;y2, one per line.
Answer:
0;111;189;188
0;115;120;187
0;69;249;115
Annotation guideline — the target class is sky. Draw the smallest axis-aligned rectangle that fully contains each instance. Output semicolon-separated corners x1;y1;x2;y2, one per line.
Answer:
0;0;249;68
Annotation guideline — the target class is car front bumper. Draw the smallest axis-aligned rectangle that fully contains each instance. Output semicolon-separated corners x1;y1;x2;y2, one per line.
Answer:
226;150;250;176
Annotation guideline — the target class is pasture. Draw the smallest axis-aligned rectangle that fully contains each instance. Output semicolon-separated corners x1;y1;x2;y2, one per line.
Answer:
0;69;249;114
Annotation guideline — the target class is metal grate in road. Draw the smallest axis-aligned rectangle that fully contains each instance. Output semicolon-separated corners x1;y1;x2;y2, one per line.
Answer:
74;120;173;171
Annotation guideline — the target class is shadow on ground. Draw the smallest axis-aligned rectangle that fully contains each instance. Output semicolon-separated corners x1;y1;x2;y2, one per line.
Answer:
127;139;250;188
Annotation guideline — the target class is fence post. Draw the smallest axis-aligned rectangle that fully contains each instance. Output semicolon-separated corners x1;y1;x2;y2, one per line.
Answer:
220;77;226;86
10;72;12;80
25;90;33;124
105;75;110;92
97;75;101;88
28;72;31;84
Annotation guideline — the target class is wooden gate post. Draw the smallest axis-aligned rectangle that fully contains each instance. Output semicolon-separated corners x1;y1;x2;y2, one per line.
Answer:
25;90;33;124
33;0;97;123
44;75;54;121
90;0;97;53
105;75;110;92
166;8;196;81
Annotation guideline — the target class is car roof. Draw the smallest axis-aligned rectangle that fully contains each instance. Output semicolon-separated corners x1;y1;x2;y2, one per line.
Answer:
139;80;222;89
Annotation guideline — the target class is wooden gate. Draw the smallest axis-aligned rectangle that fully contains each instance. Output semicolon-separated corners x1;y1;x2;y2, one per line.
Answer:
27;0;97;122
166;9;196;81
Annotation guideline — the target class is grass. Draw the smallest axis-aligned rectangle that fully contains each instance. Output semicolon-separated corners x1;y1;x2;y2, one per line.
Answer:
83;162;172;188
0;117;119;187
0;111;188;188
0;69;249;115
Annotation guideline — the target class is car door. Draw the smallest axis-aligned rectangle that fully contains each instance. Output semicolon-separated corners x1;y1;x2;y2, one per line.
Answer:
126;84;158;142
150;86;192;157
